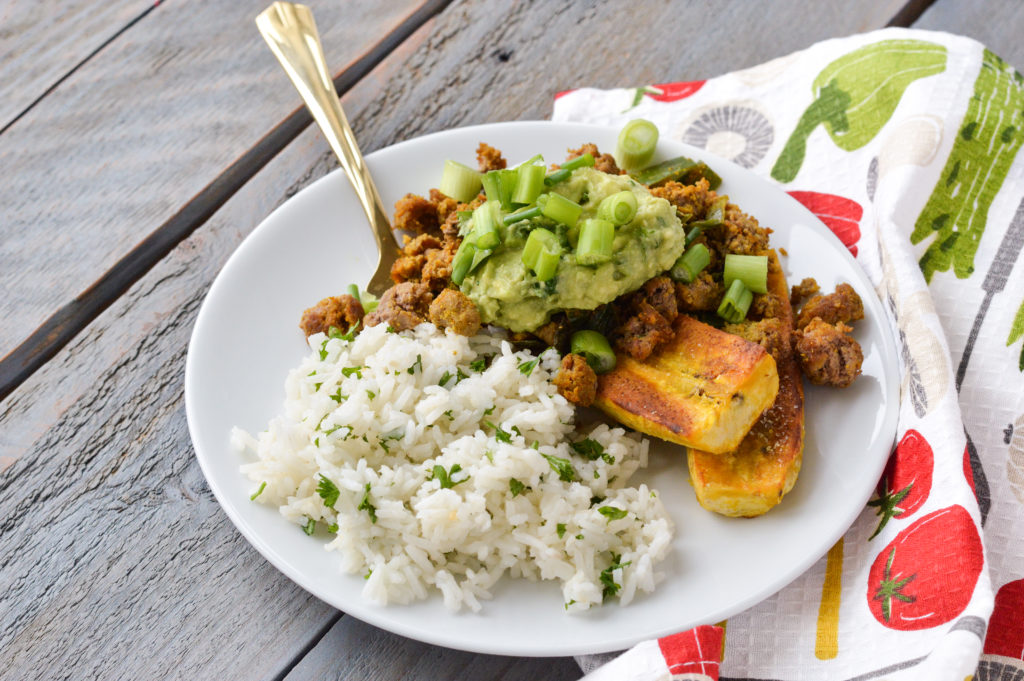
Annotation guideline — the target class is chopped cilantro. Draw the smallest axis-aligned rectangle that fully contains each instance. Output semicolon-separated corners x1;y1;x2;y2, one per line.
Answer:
485;421;513;443
303;518;316;536
457;368;468;382
330;387;346;403
439;371;454;387
364;570;373;580
542;453;578;482
531;440;540;450
593;470;600;479
443;409;455;421
509;478;526;497
316;475;340;509
590;495;605;506
342;366;363;378
600;554;632;600
564;599;576;610
511;425;522;438
518;358;539;376
469;358;487;372
570;439;614;464
249;481;267;501
430;463;470;489
327;523;339;533
483;450;494;463
319;340;329;361
357;483;377;523
366;390;376;400
598;506;628;522
556;523;567;538
407;354;423;375
484;405;496;415
575;533;584;540
385;325;396;333
314;382;323;391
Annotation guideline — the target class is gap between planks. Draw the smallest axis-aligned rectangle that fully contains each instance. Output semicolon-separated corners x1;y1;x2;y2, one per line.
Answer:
0;0;455;403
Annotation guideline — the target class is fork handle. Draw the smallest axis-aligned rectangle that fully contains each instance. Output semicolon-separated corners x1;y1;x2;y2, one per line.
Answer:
256;2;397;295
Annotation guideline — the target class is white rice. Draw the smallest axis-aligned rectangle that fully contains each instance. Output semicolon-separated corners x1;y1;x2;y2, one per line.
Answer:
233;322;673;612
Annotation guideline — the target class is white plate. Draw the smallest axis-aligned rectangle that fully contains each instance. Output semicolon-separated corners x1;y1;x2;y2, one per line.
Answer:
185;121;899;657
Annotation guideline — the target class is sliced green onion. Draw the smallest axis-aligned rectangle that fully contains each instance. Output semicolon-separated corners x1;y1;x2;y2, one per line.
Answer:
471;200;501;250
346;283;360;299
522;228;562;281
533;247;561;281
544;153;595;186
717;279;753;323
481;168;518;210
723;254;768;294
571;330;616;373
537;192;582;226
513;163;546;205
615;119;659;170
503;206;541;225
669;243;711;283
516;153;544;168
451;239;476;286
470;246;493;273
596;190;638;225
345;284;378;313
575;218;615;266
439;160;482;203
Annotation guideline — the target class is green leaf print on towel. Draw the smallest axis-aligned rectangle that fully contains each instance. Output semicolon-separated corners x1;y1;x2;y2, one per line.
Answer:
1010;299;1024;371
913;50;1024;282
772;40;947;182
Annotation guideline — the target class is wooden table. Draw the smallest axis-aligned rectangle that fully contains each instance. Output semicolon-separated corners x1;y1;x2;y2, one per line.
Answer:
3;1;1022;678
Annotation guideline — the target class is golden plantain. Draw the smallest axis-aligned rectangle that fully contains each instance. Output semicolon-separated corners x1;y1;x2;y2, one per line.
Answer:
687;250;805;517
594;315;779;454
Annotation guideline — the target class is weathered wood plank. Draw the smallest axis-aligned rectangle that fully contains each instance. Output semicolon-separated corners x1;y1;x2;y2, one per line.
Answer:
914;0;1024;69
283;617;581;680
0;0;427;361
0;0;152;129
0;1;917;679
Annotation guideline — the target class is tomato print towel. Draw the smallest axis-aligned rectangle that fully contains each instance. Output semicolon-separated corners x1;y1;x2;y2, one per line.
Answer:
553;28;1024;681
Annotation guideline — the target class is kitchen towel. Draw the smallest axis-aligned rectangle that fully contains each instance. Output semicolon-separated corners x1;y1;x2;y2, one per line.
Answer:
554;27;1024;681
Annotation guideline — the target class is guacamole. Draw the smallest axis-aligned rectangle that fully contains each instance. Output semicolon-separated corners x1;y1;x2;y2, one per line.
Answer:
459;167;685;332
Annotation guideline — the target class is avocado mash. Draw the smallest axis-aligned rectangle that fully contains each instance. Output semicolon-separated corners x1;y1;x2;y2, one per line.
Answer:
459;167;685;332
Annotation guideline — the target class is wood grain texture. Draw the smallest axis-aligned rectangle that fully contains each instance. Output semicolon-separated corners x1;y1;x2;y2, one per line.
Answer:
283;617;582;680
0;0;424;360
915;0;1024;68
0;0;153;129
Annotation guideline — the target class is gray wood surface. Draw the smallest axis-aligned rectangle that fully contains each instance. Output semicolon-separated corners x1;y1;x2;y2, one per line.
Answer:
0;0;152;128
5;1;1023;680
916;0;1024;68
0;0;425;360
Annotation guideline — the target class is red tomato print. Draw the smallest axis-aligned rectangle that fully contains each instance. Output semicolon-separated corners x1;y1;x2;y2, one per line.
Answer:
645;80;706;102
554;88;576;100
867;505;983;630
868;429;933;539
984;579;1024;659
658;625;723;680
787;190;863;256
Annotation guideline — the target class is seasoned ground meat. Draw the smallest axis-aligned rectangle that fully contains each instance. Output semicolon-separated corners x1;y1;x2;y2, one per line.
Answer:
724;318;788;363
403;233;442;256
790;277;820;306
675;271;722;312
650;178;715;222
364;282;433;332
299;294;364;337
420;240;458;292
476;143;507;172
533;314;570;348
749;292;784;320
613;302;674;361
390;254;425;284
428;289;481;336
566;143;621;175
796;282;864;329
428;188;459;224
393;193;440;235
716;203;771;256
635;276;678;323
794;319;863;388
553;353;597;406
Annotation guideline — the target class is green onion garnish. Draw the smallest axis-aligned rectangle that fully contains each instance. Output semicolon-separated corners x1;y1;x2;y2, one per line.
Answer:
544;153;594;185
669;243;711;283
439;159;482;203
537;192;582;226
451;238;476;286
481;168;518;210
470;200;501;250
512;162;546;205
723;254;768;294
533;247;561;281
521;227;559;270
615;119;659;170
570;330;616;373
503;206;541;225
575;218;615;266
596;190;638;225
717;279;754;323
